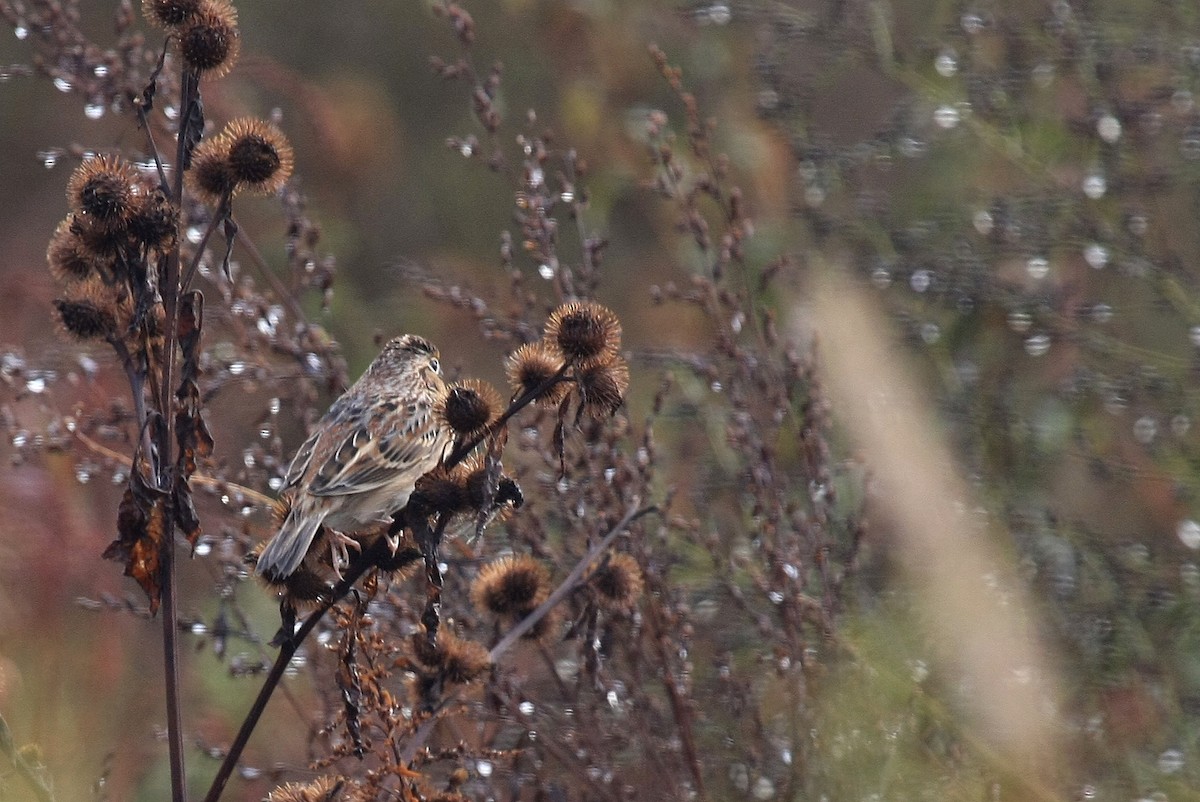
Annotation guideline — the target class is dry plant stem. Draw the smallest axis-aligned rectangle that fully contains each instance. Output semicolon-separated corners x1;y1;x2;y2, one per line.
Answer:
0;713;56;802
158;66;201;802
135;102;172;192
180;201;228;291
228;217;311;329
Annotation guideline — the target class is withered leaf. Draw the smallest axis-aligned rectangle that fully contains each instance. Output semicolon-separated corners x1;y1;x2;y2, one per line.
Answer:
102;466;168;614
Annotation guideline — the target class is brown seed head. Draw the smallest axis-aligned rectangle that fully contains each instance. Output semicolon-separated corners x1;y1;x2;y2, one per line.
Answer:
265;776;347;802
53;298;116;340
69;213;128;258
505;341;568;406
223;117;294;194
471;554;550;616
128;188;179;251
576;356;630;417
413;463;473;516
186;136;236;206
142;0;202;27
544;301;622;365
177;1;239;77
66;154;137;227
438;379;502;437
590;552;644;612
47;219;102;283
410;631;491;684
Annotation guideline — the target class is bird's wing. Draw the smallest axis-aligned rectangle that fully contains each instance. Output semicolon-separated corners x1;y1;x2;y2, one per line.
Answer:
306;404;442;496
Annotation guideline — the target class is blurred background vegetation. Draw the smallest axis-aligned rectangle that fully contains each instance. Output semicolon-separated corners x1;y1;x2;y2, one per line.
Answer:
3;1;1200;800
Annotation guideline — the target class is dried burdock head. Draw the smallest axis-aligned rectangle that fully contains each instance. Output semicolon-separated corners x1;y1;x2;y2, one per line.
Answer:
265;776;350;802
66;154;138;228
128;188;179;251
223;117;294;194
413;463;473;516
177;0;239;78
505;341;569;406
186;137;237;206
576;356;630;418
142;0;203;28
53;298;116;340
249;538;334;607
410;630;491;685
70;213;128;258
438;378;502;438
46;219;102;283
589;552;644;612
471;554;550;616
544;300;622;365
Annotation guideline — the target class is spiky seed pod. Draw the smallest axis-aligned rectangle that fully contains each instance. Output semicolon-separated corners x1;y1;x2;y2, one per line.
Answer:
590;552;644;612
223;117;294;194
46;219;102;283
505;341;569;406
265;776;348;802
53;299;116;340
544;301;622;365
576;356;630;417
70;213;128;258
127;188;179;251
413;463;473;516
142;0;202;27
410;631;491;684
438;379;502;438
177;1;239;77
471;554;550;616
66;154;138;228
186;136;236;206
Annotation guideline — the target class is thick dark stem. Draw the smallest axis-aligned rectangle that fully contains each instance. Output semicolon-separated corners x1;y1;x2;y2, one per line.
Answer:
159;67;200;802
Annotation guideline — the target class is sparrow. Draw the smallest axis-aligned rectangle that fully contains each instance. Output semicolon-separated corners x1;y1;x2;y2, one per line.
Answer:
256;334;452;580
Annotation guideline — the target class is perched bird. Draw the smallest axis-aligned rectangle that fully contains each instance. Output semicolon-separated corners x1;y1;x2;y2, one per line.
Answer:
256;335;452;580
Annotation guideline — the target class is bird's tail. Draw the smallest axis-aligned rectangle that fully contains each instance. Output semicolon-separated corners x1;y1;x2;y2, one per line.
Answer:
256;504;325;580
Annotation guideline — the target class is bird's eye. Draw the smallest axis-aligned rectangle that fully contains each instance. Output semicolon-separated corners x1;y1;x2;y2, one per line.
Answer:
429;357;441;374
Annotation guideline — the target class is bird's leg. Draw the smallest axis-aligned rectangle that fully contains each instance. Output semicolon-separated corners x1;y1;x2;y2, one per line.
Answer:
385;508;406;555
410;515;444;648
327;530;362;580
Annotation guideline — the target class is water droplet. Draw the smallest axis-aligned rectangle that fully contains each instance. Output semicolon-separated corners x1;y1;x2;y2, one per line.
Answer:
304;353;322;374
269;398;281;415
1026;256;1050;280
243;450;256;468
268;476;284;491
1024;333;1051;357
518;701;535;715
14;25;28;40
538;264;554;280
38;150;59;169
53;76;72;93
1177;519;1200;549
185;226;203;244
1007;311;1032;333
228;361;246;376
804;185;825;206
973;209;994;235
1189;325;1200;347
194;540;212;557
1084;243;1109;269
1128;214;1149;236
768;591;784;604
1172;414;1191;438
75;466;91;484
731;312;745;333
753;777;776;800
710;381;723;392
25;376;46;394
164;104;179;120
191;622;208;635
898;136;927;158
1090;303;1113;324
1097;113;1122;143
729;764;750;792
476;760;493;777
1173;88;1194;114
93;64;109;78
1032;63;1055;88
1082;171;1107;199
910;269;932;293
1158;748;1185;774
238;767;261;780
961;12;984;34
871;266;892;288
920;322;941;344
528;167;544;188
11;431;28;448
603;467;616;482
84;101;105;119
934;105;960;129
935;49;958;77
1133;416;1157;444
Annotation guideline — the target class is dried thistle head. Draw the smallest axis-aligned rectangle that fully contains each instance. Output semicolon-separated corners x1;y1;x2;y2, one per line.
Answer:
471;554;550;616
69;213;128;258
142;0;203;28
413;463;473;516
544;300;622;365
410;630;491;685
47;219;102;283
128;188;179;251
53;298;116;340
223;117;294;194
438;378;502;438
265;776;350;802
186;136;237;206
576;356;630;417
589;552;644;612
505;341;569;406
66;154;137;229
177;0;239;77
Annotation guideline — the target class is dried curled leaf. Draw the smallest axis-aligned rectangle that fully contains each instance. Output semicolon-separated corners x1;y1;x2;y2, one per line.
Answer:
102;462;168;613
